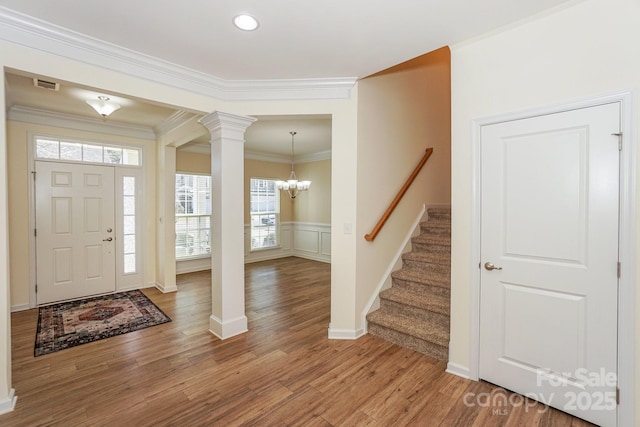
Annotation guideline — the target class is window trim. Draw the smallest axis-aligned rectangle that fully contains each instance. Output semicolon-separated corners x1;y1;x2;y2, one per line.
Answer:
249;177;281;252
175;172;212;261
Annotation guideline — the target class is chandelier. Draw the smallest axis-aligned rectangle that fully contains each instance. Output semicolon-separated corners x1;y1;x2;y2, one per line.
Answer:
276;131;311;199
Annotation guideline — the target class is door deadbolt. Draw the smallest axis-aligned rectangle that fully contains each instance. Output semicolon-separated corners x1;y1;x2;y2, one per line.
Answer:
106;228;113;233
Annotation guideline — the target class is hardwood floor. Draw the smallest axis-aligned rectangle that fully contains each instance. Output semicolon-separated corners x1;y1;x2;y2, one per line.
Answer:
2;257;595;426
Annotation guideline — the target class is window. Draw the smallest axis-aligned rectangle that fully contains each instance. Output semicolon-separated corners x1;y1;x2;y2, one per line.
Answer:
35;137;140;166
250;178;280;250
122;176;137;273
175;174;211;259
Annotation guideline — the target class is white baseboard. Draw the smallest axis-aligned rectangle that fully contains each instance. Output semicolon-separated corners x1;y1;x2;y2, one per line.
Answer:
293;252;331;264
209;314;248;339
327;327;366;340
446;362;471;379
244;251;293;264
10;304;30;312
176;257;212;274
154;282;178;293
0;389;17;415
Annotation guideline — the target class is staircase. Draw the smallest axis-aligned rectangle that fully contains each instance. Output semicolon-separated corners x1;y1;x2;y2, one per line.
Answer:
366;207;451;361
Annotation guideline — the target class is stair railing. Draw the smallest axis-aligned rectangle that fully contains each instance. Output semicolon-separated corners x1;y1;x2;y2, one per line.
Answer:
364;147;434;242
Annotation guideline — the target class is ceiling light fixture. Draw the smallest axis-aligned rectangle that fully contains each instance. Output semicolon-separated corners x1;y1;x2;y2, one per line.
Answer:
276;131;311;199
86;95;121;119
233;14;259;31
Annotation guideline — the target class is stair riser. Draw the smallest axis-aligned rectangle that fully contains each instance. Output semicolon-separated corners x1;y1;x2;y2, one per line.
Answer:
419;224;451;237
402;258;451;275
411;241;451;255
392;278;450;299
368;323;448;361
379;299;450;328
426;211;451;222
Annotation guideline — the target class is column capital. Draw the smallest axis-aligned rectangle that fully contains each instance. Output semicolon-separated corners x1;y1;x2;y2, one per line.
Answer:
199;111;257;142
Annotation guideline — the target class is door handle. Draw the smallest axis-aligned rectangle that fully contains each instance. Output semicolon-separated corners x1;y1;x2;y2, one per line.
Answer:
102;237;113;242
484;262;502;271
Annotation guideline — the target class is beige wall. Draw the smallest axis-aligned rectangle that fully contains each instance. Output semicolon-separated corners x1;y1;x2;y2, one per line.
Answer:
450;0;639;422
292;159;331;224
176;150;331;225
355;47;451;329
176;151;211;175
6;120;158;308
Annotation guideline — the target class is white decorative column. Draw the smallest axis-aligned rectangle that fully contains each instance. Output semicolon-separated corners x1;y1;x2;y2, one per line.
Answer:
0;77;16;414
155;144;178;293
199;111;256;339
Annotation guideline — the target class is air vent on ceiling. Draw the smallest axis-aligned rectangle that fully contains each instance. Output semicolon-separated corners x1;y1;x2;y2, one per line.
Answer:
33;78;60;91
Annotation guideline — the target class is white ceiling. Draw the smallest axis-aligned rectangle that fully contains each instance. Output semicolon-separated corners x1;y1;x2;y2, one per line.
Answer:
1;0;575;157
0;0;573;80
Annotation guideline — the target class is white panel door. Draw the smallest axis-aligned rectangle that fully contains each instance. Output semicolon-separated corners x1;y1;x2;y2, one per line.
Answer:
479;103;620;427
36;161;116;304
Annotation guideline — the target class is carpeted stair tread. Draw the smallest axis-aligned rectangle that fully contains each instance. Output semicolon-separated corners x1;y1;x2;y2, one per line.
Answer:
426;208;451;222
367;310;449;348
391;268;449;289
403;251;450;265
419;222;451;241
419;220;451;231
380;287;450;316
412;234;451;246
367;322;448;360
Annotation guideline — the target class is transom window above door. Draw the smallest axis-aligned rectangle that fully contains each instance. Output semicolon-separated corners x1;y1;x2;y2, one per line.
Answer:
35;137;141;166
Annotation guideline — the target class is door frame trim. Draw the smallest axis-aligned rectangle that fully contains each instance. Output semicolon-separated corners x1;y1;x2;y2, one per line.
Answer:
28;133;147;308
468;91;636;426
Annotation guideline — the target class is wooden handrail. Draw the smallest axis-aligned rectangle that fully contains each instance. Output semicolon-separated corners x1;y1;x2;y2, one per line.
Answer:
364;147;434;242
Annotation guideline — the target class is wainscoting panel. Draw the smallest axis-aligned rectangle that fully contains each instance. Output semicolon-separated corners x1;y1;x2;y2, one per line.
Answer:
280;223;293;251
177;222;331;271
292;223;331;263
244;222;330;263
320;231;331;256
294;229;320;253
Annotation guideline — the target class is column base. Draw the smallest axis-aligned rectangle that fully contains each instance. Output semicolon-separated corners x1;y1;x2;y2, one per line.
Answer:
209;314;248;339
0;388;17;415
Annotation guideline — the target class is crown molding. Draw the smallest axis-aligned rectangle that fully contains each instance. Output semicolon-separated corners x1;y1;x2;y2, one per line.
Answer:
8;105;157;140
154;110;202;136
295;150;332;163
179;146;331;163
174;145;286;161
0;7;357;101
244;150;292;163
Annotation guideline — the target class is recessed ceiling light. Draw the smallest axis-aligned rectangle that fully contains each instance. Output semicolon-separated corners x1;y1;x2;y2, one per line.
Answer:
233;14;259;31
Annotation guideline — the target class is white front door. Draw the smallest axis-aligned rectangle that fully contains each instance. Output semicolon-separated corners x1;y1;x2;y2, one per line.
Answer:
479;103;620;426
36;161;116;304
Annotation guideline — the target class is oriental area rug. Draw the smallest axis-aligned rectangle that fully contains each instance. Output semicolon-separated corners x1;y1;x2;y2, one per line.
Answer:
34;290;171;357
